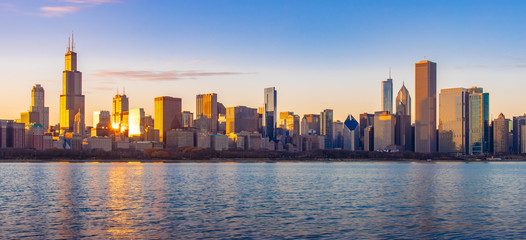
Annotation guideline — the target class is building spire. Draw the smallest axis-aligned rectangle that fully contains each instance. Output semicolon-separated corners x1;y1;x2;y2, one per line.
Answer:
67;33;71;52
71;31;74;52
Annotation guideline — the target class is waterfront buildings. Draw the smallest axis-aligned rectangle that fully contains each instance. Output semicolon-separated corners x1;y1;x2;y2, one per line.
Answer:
359;113;374;150
468;87;489;155
60;35;85;135
513;115;526;153
154;96;182;143
226;106;258;134
320;109;334;149
374;111;396;150
263;87;277;141
196;93;218;133
395;84;412;151
301;114;320;135
19;84;49;131
414;60;437;152
381;74;393;113
128;108;145;140
438;88;469;154
182;111;194;128
493;113;510;153
112;93;129;133
343;115;360;151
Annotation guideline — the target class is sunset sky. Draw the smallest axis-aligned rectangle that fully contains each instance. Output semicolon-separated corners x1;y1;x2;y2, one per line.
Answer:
0;0;525;126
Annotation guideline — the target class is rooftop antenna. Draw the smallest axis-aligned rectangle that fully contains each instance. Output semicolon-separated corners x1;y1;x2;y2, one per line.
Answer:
72;31;75;52
67;33;71;52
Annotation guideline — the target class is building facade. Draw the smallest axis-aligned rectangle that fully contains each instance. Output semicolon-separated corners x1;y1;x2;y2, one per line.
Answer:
320;109;333;149
263;87;277;140
154;96;182;143
438;88;469;154
196;93;218;133
112;93;129;132
395;84;412;151
60;36;85;135
381;77;393;113
226;106;258;134
493;113;510;153
414;60;437;152
468;87;489;155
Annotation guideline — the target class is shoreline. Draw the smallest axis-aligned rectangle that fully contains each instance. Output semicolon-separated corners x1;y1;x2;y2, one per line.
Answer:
1;158;525;163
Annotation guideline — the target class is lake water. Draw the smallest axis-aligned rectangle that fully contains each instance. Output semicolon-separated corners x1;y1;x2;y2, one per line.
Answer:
0;162;525;239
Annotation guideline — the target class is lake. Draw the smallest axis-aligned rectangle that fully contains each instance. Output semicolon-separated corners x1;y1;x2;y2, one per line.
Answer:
0;162;525;239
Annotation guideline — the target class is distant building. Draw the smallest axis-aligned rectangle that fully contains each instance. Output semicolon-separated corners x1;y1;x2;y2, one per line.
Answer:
166;129;194;149
374;111;396;150
468;87;489;155
343;115;360;151
196;93;218;133
493;113;510;153
86;137;112;152
512;115;526;153
128;108;145;140
154;96;182;143
182;111;193;128
19;84;49;132
60;35;85;135
25;124;44;150
438;88;469;154
226;106;258;134
381;74;393;113
415;60;437;152
320;109;333;149
112;93;129;133
301;114;320;135
210;134;228;151
359;113;374;150
263;87;277;140
395;84;413;151
364;126;374;151
333;120;343;148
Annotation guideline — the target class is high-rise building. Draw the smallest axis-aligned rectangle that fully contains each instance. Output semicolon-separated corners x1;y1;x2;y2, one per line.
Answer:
20;84;49;131
493;113;510;153
381;73;393;113
320;109;333;149
181;111;193;128
286;114;300;137
333;120;344;148
279;112;294;129
467;87;489;155
512;115;526;153
263;87;277;140
374;111;396;150
343;115;360;151
301;114;320;135
128;108;145;140
112;93;129;132
438;88;469;154
196;93;218;133
359;113;374;150
415;60;437;152
154;96;182;143
226;106;258;134
395;84;412;151
93;110;111;129
60;34;85;135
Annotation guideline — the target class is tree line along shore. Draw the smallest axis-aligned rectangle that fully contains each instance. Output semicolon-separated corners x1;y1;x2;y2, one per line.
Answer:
1;148;525;162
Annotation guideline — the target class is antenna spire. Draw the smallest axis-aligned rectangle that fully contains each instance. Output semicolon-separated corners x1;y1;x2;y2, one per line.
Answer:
72;31;74;52
67;33;71;52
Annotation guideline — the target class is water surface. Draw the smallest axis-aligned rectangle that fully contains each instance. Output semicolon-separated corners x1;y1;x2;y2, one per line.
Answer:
0;162;525;239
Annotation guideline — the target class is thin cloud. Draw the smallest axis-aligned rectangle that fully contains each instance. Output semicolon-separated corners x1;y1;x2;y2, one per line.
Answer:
62;0;121;4
94;70;249;82
454;65;488;70
39;6;80;17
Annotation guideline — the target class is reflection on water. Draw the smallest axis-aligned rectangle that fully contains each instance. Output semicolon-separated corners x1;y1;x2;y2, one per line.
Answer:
0;162;526;239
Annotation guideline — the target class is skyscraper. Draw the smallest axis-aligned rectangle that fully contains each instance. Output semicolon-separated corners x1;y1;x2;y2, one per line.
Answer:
468;87;489;155
112;93;129;132
226;106;258;134
301;114;321;135
374;111;396;150
60;34;85;135
493;113;510;153
438;88;469;154
381;73;393;113
154;96;182;143
128;108;145;140
395;84;412;151
320;109;333;149
263;87;277;141
359;113;374;150
512;115;526;153
196;93;218;133
20;84;49;131
415;60;437;152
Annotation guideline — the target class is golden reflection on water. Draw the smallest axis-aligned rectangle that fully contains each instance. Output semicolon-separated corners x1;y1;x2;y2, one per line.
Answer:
107;163;144;238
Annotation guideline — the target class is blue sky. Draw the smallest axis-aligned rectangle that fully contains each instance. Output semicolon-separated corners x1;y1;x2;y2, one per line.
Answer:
0;0;525;125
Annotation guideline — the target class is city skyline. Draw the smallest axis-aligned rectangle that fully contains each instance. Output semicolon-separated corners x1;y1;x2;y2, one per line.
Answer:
1;1;526;126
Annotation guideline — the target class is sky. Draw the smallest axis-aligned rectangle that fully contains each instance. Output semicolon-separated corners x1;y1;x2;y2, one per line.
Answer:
0;0;525;126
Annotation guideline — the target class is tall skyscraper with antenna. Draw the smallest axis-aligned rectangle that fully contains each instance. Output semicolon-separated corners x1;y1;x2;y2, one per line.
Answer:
60;33;85;135
381;69;393;113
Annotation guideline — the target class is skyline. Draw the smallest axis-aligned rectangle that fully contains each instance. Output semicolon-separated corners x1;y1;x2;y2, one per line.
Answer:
1;1;526;126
